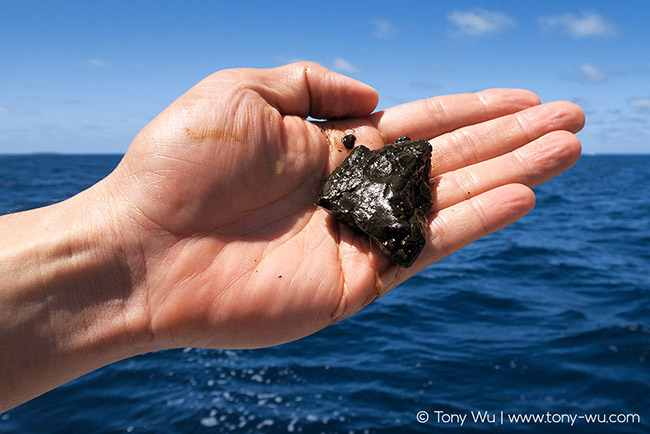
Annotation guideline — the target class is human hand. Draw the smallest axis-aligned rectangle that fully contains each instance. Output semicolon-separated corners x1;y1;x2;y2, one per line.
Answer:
95;62;584;350
0;62;584;410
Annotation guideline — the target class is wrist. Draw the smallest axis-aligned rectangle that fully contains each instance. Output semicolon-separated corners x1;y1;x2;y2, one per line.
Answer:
56;181;155;354
0;182;153;411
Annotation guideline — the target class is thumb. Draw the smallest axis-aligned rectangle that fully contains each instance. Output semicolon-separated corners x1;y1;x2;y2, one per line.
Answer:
247;62;379;120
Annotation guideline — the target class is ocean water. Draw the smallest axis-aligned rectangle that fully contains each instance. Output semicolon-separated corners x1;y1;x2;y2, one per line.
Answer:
0;154;649;433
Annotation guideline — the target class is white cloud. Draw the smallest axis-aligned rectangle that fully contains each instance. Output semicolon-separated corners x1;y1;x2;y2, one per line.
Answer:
580;64;608;82
628;97;650;110
448;9;515;37
87;58;107;67
0;106;10;115
333;57;358;74
539;11;618;38
579;63;617;82
373;18;397;39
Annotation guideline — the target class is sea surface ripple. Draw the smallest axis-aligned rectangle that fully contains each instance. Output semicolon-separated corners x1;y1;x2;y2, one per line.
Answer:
1;155;648;433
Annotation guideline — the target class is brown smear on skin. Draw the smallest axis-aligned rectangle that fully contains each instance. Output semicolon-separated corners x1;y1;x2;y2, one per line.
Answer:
429;146;446;178
320;127;345;153
320;127;347;173
184;125;245;143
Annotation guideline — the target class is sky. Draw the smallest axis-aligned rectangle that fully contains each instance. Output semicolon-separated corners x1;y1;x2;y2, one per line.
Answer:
1;0;649;154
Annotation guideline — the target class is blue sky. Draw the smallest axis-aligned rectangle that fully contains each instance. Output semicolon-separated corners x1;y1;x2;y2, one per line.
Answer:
1;1;649;154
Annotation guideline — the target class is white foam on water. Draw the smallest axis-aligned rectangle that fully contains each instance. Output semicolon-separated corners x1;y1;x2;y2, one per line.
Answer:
287;417;298;432
256;419;274;429
200;417;218;427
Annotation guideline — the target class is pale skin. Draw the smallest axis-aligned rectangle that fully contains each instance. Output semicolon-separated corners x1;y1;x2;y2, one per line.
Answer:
0;62;584;411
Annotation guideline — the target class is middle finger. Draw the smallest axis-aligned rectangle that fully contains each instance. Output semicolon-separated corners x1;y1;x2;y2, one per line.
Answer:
429;101;585;176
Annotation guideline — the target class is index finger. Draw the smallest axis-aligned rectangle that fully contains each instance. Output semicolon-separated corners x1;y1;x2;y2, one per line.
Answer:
369;89;541;144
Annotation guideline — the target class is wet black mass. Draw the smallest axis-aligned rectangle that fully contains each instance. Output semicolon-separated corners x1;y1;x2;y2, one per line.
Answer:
317;137;432;267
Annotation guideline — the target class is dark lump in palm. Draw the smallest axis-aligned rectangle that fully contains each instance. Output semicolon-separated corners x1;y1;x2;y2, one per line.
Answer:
317;136;432;267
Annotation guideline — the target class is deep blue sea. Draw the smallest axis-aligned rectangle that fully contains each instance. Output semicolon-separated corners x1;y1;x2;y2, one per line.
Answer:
1;154;649;433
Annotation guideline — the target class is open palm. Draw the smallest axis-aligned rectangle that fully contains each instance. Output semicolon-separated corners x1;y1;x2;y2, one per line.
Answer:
105;62;584;350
